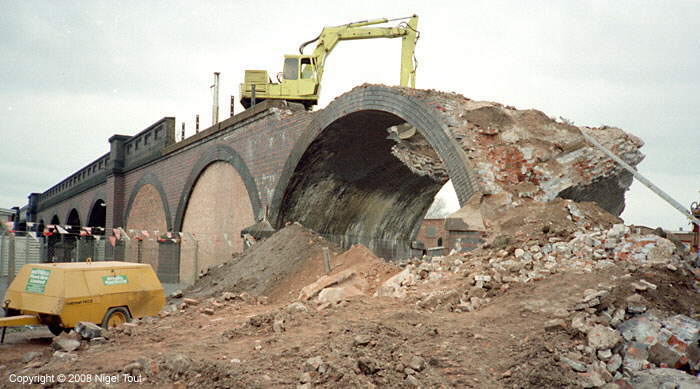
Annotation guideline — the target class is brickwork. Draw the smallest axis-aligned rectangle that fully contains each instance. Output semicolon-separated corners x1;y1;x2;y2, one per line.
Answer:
179;161;255;282
415;219;447;249
125;183;168;268
35;183;107;227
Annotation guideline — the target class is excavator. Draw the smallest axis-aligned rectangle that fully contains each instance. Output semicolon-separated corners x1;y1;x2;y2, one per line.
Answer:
239;15;419;110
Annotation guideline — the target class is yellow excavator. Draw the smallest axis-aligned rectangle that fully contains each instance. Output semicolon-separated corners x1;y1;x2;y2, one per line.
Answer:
239;15;419;110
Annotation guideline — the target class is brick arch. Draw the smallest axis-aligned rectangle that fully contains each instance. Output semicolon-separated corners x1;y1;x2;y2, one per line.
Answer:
124;172;173;231
270;85;479;222
86;191;107;227
65;208;81;227
173;144;262;232
269;85;481;258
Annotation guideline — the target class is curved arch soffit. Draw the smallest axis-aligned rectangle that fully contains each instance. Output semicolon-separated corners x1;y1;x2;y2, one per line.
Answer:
174;144;262;232
269;86;478;223
123;172;173;232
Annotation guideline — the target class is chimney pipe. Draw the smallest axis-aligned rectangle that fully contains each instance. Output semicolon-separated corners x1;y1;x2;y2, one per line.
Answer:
211;72;220;125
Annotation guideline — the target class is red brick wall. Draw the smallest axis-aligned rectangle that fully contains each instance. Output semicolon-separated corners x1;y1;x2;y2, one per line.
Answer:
415;219;447;249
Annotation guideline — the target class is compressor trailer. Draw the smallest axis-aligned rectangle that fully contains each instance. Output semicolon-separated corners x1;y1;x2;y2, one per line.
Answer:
1;261;165;339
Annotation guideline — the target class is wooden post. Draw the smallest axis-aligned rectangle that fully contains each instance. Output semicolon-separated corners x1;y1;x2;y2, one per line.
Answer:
322;247;331;274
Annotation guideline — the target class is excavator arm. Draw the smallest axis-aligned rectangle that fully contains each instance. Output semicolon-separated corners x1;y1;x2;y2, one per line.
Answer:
240;15;419;110
301;16;419;89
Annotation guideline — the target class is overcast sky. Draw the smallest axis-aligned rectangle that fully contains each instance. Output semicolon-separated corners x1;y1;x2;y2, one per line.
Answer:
1;1;698;230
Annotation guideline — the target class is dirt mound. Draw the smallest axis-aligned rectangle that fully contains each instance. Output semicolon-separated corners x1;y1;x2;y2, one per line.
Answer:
486;198;621;241
185;223;339;301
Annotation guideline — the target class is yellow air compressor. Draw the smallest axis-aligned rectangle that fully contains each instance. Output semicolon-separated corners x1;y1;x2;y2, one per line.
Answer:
1;261;165;338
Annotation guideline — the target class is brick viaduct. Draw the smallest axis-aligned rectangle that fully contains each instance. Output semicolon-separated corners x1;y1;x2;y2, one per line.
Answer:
22;85;481;283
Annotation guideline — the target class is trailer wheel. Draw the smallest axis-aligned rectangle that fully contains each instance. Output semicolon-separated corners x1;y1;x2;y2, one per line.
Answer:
48;324;64;336
101;307;131;329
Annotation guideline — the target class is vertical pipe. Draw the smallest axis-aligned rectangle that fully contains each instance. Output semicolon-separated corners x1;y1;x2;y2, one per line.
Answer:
322;247;331;274
251;84;256;108
23;232;30;264
181;122;185;142
196;115;200;133
212;72;220;125
7;233;15;284
0;233;4;277
230;95;235;117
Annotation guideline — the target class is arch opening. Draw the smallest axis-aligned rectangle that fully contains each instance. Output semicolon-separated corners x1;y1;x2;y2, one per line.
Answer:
87;199;106;234
66;209;81;232
125;184;168;269
180;161;255;282
276;110;450;259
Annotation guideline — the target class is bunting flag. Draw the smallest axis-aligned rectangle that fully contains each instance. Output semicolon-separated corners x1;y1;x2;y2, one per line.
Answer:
227;240;233;247
94;235;101;241
28;231;39;242
108;236;116;247
141;230;150;238
56;225;69;235
128;229;135;233
166;232;172;238
113;228;121;240
4;221;13;230
42;228;53;237
26;222;35;228
178;232;184;238
119;227;130;241
80;227;92;237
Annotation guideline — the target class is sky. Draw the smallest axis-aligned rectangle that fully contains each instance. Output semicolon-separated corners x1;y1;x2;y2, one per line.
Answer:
0;0;698;230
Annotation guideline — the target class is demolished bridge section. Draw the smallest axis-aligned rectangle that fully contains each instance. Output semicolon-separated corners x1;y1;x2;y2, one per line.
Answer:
381;86;645;225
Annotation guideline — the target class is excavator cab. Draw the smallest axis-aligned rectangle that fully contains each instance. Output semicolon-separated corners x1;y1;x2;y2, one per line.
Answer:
240;55;319;109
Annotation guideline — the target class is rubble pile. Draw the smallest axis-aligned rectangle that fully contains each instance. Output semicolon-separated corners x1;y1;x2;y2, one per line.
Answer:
369;221;691;313
184;223;339;301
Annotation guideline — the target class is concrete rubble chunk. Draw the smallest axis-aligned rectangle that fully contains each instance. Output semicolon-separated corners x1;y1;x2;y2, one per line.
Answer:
374;268;412;298
606;354;622;373
299;269;356;301
407;355;426;372
165;354;193;375
588;325;622;350
661;315;700;344
627;368;700;389
622;342;650;372
561;356;588;372
52;337;81;352
21;351;42;363
617;314;661;345
52;351;78;362
305;356;323;372
75;321;103;340
317;285;364;303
